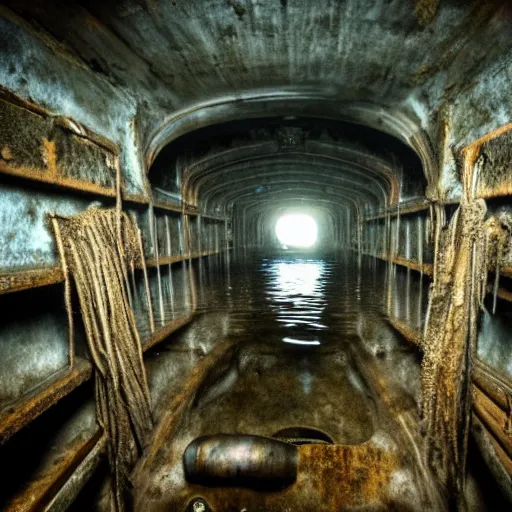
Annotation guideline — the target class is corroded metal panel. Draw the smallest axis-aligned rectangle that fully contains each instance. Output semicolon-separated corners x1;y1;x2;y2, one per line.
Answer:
476;127;512;199
0;96;119;196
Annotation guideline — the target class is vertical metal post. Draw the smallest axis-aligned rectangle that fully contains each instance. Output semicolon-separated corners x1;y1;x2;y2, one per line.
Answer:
149;206;165;326
197;214;202;256
418;215;424;328
225;218;229;252
135;213;155;334
165;215;175;316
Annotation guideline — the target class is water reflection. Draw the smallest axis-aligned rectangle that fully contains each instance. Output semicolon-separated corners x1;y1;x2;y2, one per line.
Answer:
263;259;327;346
282;337;320;345
193;251;387;347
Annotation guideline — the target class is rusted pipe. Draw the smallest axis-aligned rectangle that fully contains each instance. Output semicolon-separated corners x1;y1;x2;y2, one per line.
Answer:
183;434;298;488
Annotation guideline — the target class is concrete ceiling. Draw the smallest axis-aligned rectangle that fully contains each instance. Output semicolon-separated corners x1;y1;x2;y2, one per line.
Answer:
2;0;511;216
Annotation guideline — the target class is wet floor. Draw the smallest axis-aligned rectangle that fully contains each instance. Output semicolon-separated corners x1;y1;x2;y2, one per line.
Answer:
133;250;495;511
194;249;385;343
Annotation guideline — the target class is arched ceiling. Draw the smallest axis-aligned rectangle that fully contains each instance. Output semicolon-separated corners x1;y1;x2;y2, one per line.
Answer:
149;117;424;218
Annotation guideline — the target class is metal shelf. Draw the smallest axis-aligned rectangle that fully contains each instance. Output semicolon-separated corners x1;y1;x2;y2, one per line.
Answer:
0;309;196;444
386;314;512;477
0;249;226;296
364;253;433;276
365;200;430;221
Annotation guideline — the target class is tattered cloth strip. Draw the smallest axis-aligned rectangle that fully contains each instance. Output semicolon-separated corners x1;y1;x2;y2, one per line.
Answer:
52;207;153;511
421;198;510;508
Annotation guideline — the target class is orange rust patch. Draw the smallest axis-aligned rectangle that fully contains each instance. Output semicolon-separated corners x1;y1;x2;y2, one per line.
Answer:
479;420;512;475
473;360;512;411
0;266;64;295
295;443;399;507
0;251;221;296
461;123;512;199
0;160;116;197
366;199;430;221
464;122;512;155
478;183;512;200
41;138;58;175
1;145;13;161
473;385;512;459
169;443;402;512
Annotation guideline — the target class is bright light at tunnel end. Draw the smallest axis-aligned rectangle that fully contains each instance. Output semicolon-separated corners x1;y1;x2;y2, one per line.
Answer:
275;213;318;248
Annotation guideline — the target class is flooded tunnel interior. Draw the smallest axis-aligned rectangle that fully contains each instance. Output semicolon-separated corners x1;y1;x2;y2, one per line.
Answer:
1;1;512;511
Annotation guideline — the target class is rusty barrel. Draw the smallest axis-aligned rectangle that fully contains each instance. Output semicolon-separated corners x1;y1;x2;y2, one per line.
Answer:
183;434;298;488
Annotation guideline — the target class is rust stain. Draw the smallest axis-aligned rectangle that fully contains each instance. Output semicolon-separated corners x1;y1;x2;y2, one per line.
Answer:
145;249;223;269
469;124;512;199
0;266;64;295
0;85;48;118
41;138;58;175
170;443;401;511
0;87;120;154
0;250;219;296
392;254;433;276
478;183;512;199
412;1;500;85
387;313;512;482
478;419;512;475
464;122;512;154
366;199;430;221
473;385;512;459
473;360;512;412
495;285;512;302
0;160;117;198
132;340;238;497
54;117;120;155
1;145;13;161
461;142;481;200
296;444;398;507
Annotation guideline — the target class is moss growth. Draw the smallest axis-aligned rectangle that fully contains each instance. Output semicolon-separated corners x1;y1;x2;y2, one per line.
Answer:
414;0;439;27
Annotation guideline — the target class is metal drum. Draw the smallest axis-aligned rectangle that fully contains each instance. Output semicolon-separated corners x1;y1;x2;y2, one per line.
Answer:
183;434;298;488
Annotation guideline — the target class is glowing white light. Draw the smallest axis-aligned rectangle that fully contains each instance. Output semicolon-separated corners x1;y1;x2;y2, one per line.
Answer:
275;214;318;248
273;261;323;296
282;337;321;345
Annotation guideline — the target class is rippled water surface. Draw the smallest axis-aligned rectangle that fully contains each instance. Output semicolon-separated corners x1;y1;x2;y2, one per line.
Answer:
194;250;386;346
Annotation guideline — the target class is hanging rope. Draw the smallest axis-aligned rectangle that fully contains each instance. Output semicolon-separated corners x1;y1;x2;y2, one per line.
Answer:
421;148;511;508
52;207;153;511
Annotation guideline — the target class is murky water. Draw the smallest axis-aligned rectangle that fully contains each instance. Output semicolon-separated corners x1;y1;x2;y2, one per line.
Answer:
194;249;386;345
138;250;503;511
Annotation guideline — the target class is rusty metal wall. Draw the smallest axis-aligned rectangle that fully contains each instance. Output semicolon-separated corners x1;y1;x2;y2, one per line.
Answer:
1;0;512;507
